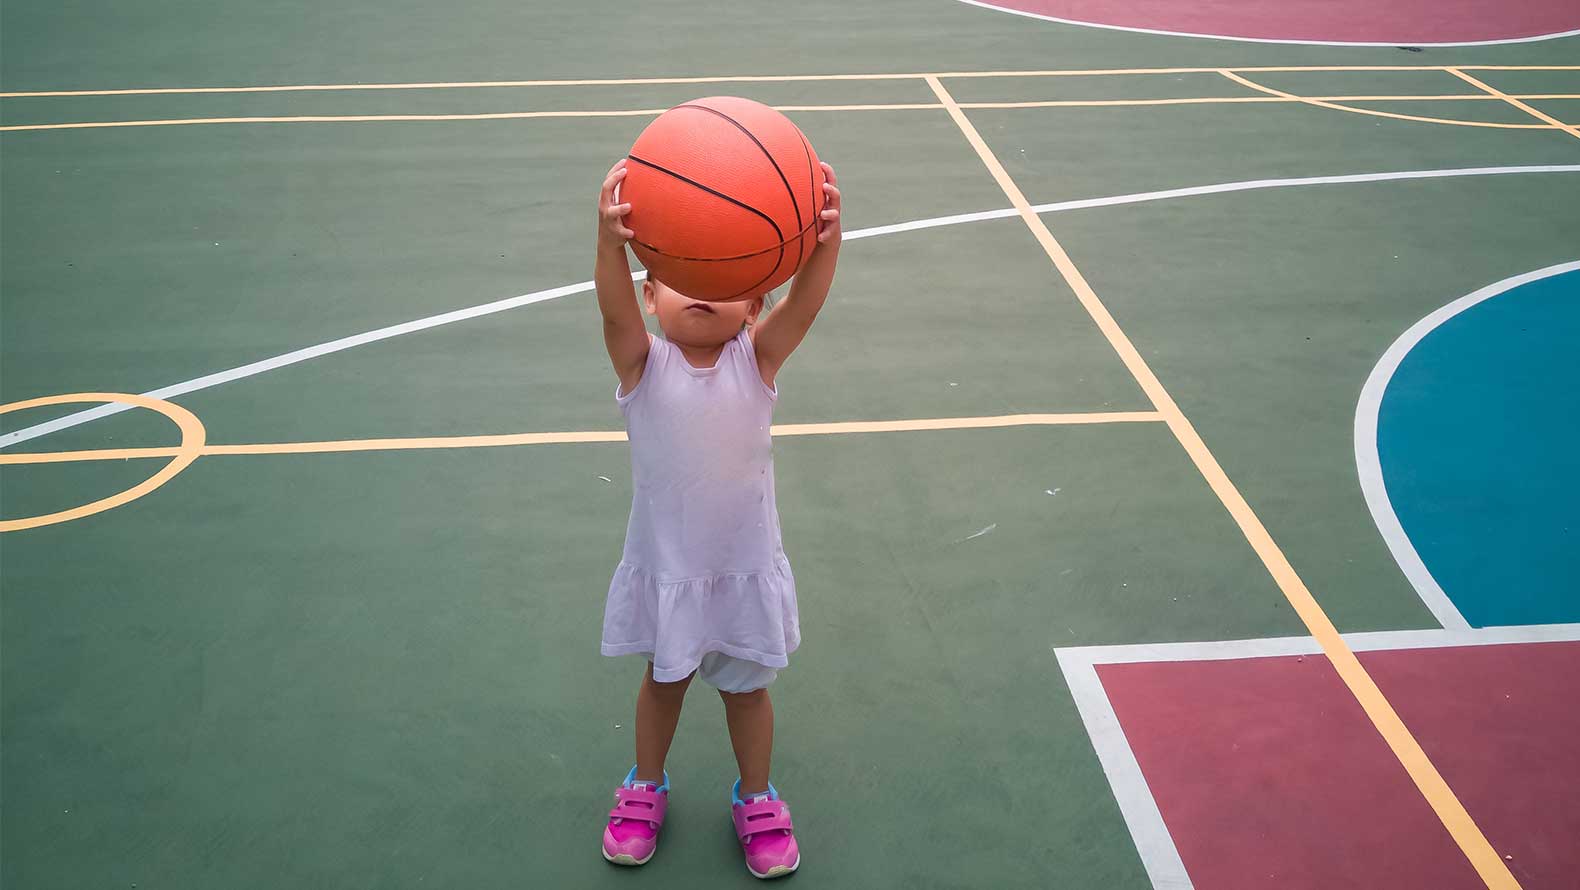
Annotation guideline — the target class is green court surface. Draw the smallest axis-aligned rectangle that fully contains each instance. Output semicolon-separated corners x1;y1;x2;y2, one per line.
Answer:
4;1;1579;887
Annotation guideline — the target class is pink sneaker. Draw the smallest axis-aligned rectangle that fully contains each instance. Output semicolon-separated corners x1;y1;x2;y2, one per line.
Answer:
731;779;800;879
602;767;669;866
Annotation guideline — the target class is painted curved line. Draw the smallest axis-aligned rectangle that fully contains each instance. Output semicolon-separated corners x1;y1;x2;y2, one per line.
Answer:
1354;260;1580;631
953;0;1580;47
0;392;207;532
4;163;1579;450
1219;70;1557;130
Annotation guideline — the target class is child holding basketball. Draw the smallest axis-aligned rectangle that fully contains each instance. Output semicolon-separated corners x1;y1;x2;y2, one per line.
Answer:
592;155;840;879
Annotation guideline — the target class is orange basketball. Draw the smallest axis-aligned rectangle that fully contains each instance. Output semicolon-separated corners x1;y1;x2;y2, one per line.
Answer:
621;96;826;302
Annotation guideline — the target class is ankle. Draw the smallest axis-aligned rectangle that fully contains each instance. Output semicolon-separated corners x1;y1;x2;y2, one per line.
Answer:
737;777;772;799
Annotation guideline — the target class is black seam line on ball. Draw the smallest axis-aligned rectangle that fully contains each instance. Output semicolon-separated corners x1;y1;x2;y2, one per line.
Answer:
673;103;802;288
626;215;818;263
673;103;804;236
796;127;821;267
625;153;785;246
625;152;795;299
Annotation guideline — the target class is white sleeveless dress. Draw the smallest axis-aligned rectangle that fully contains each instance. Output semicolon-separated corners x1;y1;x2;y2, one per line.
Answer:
601;329;800;683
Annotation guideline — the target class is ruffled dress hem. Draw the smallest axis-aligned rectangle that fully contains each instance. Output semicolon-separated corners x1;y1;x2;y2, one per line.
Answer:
600;639;801;684
601;556;800;683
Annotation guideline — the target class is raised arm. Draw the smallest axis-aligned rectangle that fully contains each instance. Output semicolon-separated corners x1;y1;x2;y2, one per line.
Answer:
751;162;841;388
595;159;650;393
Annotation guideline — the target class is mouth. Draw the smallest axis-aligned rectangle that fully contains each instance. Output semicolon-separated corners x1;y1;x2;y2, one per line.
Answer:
683;302;716;314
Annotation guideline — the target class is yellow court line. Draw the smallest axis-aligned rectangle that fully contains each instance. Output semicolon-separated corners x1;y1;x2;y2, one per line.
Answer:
0;411;1164;465
3;64;1577;98
1446;68;1580;141
0;72;929;98
0;103;942;132
10;94;1580;133
922;74;1521;890
1218;69;1557;130
0;109;674;131
771;411;1160;436
757;103;942;112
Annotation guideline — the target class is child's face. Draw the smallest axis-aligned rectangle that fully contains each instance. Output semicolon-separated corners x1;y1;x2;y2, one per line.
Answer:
643;278;762;347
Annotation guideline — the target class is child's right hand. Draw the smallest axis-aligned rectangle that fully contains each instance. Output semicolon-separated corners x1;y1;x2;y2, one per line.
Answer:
598;159;635;249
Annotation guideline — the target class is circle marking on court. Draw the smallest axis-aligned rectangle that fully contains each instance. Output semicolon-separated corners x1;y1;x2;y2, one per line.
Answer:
0;392;207;532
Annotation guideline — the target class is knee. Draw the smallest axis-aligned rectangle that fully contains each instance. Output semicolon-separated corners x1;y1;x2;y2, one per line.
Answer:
718;687;769;708
643;664;694;699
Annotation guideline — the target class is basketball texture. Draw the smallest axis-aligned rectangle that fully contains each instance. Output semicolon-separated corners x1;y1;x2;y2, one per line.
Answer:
622;96;826;301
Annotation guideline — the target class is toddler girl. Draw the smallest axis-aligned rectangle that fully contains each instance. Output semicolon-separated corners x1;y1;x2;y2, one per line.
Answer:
592;157;841;879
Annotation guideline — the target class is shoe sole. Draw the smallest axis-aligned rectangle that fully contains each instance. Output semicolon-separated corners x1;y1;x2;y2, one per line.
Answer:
747;852;800;880
602;847;655;867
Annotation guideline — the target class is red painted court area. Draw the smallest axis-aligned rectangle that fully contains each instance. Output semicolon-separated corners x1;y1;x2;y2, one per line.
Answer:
969;0;1580;45
1097;641;1580;889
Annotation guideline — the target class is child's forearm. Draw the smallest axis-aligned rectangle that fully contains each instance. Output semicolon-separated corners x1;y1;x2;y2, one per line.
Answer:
775;162;842;325
595;242;642;329
594;159;649;383
595;240;649;383
782;240;838;318
748;163;841;384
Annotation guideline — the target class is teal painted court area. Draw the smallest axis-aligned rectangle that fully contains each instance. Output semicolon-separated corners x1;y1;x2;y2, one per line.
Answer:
1377;268;1580;628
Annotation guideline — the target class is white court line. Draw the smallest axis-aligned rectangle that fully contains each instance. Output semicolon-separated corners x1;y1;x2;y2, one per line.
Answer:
1344;622;1580;650
4;164;1579;450
1354;261;1580;632
953;0;1580;47
0;274;640;446
1056;622;1580;888
845;166;1580;240
1056;648;1196;889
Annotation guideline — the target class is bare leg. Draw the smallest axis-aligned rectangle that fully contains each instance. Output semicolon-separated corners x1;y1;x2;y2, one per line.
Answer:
720;687;774;794
634;662;692;783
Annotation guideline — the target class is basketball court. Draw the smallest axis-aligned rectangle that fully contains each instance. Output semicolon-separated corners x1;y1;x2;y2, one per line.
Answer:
3;1;1578;886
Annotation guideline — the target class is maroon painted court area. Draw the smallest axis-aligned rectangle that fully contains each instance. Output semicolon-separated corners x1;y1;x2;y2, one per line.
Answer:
1360;643;1580;889
1098;655;1481;889
969;0;1580;45
1097;640;1580;889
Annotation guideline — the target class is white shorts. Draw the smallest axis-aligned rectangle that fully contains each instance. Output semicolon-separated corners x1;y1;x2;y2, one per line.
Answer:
647;651;779;693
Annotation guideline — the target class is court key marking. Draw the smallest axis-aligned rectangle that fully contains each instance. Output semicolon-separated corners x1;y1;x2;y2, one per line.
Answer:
925;73;1522;890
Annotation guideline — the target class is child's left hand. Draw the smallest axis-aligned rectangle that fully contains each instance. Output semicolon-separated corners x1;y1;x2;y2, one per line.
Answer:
817;162;841;246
